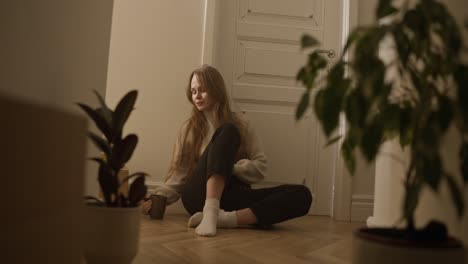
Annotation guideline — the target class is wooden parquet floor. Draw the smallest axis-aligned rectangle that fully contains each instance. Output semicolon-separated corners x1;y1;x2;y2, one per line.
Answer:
134;209;364;264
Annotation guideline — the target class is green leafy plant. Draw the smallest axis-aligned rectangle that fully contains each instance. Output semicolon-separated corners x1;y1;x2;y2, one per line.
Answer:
296;0;468;234
78;90;148;207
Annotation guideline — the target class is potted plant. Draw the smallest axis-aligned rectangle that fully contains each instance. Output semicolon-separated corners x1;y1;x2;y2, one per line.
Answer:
295;0;467;263
78;90;148;264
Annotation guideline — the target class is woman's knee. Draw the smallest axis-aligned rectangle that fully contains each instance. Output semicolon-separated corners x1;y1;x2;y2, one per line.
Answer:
291;185;313;215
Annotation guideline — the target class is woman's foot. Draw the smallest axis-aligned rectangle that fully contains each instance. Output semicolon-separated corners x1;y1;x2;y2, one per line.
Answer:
188;209;238;228
188;212;203;227
195;199;220;236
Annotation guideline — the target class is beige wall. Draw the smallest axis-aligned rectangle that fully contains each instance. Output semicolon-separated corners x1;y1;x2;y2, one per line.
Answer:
106;1;205;185
0;0;114;196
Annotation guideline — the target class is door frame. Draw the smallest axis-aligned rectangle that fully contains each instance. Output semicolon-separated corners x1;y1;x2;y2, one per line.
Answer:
201;0;359;221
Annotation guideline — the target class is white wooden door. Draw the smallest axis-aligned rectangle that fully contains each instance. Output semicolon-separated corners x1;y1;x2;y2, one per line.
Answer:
210;0;344;216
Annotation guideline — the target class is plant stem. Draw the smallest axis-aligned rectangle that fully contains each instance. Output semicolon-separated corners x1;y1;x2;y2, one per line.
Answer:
404;147;417;233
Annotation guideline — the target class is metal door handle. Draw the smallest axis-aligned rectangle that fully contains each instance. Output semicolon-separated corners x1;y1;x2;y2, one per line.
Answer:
316;49;335;59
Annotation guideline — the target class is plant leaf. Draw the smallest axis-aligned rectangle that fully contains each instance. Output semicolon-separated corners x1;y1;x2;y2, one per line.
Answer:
403;183;421;223
296;92;310;120
353;29;387;75
316;67;349;137
314;88;340;136
455;65;468;120
420;112;441;150
117;193;128;207
361;121;384;162
380;104;400;137
377;0;398;19
128;175;147;207
77;103;112;141
405;6;430;45
110;134;138;171
112;90;138;142
93;89;107;108
368;59;386;98
393;26;411;65
343;27;366;54
97;161;118;206
298;67;317;89
344;90;367;128
301;35;320;49
297;51;328;91
119;172;149;187
327;62;345;82
341;135;357;175
437;96;453;133
460;143;468;183
446;175;465;218
325;135;342;147
296;67;306;82
399;107;413;148
308;52;328;71
93;90;113;126
320;90;341;136
416;154;442;191
88;132;111;156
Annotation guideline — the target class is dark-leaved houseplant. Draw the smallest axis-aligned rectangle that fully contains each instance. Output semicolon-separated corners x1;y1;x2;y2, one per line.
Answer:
78;90;148;264
296;0;467;263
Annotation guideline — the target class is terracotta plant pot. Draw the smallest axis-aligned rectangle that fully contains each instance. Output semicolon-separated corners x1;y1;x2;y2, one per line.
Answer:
353;227;465;264
84;205;140;264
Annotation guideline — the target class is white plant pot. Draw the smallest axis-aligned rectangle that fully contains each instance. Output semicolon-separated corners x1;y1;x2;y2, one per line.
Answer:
84;205;141;264
353;228;465;264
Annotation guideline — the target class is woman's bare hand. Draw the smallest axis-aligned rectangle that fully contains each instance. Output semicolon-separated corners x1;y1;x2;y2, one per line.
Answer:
140;199;152;215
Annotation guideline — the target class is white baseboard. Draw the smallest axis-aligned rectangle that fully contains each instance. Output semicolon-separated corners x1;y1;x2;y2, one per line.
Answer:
351;195;374;222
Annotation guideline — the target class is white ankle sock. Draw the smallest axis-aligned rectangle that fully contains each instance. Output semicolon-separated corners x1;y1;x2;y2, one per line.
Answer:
188;209;238;228
195;198;219;236
218;210;238;228
188;213;203;228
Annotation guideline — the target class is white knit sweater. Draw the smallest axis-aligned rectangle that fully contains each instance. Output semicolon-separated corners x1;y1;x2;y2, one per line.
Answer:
154;115;267;205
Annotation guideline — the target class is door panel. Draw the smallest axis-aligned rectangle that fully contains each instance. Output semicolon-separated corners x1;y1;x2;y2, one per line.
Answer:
238;106;310;185
237;41;308;80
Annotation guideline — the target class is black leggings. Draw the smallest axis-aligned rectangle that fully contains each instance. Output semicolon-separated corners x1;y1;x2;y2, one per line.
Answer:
181;123;313;226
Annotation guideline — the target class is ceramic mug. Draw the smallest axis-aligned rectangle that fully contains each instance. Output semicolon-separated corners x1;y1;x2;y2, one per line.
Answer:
149;194;167;219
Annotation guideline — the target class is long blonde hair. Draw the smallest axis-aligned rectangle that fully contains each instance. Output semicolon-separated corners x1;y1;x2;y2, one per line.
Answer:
170;65;248;177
